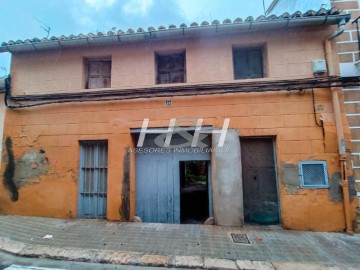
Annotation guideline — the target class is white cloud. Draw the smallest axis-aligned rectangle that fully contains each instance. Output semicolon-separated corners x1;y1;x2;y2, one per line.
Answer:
85;0;116;10
70;5;95;28
175;1;269;24
70;0;116;29
123;0;154;16
175;0;216;22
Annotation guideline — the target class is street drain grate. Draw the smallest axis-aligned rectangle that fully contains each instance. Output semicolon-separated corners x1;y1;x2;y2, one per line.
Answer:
230;233;250;244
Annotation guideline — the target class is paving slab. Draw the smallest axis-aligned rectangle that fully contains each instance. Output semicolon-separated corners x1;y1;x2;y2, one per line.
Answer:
0;215;359;269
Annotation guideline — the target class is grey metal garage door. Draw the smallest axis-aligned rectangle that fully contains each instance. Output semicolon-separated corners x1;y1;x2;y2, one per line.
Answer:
135;134;211;223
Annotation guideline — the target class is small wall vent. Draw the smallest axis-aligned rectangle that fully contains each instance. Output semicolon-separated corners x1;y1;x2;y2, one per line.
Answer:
299;161;329;188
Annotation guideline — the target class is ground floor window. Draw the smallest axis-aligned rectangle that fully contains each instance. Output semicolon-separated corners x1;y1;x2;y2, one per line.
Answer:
78;141;108;219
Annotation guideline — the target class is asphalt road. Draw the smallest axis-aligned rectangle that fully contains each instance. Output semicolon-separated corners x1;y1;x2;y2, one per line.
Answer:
0;251;183;270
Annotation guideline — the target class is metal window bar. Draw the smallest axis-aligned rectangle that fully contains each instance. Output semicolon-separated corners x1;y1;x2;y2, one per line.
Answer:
79;141;108;219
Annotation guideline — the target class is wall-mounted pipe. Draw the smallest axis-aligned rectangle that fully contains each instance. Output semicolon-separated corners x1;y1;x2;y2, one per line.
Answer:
325;18;353;234
0;78;5;91
328;18;346;40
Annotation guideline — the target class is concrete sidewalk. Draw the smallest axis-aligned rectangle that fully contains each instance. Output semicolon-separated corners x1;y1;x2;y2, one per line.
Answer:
0;215;359;269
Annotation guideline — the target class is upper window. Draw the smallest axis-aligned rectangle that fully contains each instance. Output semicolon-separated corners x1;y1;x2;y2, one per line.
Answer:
233;48;264;80
299;161;329;188
156;51;186;84
85;58;111;89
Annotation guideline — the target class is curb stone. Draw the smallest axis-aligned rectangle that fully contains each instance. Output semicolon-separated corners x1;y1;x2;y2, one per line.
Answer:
0;237;355;270
0;237;27;254
169;255;204;268
272;262;341;270
138;254;169;267
236;260;274;270
204;257;238;269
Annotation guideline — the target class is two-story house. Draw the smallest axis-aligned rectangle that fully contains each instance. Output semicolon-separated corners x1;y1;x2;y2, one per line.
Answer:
0;7;358;232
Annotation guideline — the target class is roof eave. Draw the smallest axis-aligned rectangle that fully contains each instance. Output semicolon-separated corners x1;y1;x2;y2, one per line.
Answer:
0;14;350;54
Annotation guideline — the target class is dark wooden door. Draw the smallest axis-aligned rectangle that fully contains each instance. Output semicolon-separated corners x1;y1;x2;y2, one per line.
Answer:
240;138;279;225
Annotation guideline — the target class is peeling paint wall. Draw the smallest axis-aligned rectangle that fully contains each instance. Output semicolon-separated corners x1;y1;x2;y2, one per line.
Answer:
280;162;300;194
2;143;50;202
13;149;49;187
3;137;17;201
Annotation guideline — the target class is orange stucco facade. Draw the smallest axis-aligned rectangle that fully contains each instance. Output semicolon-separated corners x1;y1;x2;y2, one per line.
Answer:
0;25;358;232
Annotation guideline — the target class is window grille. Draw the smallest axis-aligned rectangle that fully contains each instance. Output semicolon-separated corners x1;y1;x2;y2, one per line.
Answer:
299;161;329;188
78;141;108;218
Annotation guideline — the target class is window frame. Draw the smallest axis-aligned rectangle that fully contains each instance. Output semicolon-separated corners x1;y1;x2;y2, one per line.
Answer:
155;50;186;85
84;56;112;89
78;140;108;219
232;47;264;80
299;160;329;189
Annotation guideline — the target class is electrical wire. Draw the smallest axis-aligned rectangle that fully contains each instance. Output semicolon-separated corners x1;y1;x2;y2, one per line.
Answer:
4;75;360;109
311;88;323;127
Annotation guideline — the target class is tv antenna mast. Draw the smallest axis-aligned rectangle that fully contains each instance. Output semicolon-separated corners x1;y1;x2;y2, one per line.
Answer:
33;17;51;38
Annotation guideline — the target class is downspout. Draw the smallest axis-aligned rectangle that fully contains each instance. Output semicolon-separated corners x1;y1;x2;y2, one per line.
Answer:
324;18;353;234
0;78;5;91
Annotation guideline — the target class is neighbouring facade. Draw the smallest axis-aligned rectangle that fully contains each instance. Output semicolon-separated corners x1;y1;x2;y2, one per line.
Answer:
266;0;360;230
333;0;360;201
0;7;359;232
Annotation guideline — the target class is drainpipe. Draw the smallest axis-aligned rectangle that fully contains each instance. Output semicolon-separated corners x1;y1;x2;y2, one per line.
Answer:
325;18;353;234
0;78;5;91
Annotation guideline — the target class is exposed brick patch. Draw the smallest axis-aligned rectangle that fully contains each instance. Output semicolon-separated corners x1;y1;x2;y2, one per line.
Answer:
343;90;360;101
349;9;360;19
352;31;359;41
350;128;360;139
337;32;351;42
338;42;359;53
339;53;354;62
346;116;360;127
345;103;360;114
334;2;359;10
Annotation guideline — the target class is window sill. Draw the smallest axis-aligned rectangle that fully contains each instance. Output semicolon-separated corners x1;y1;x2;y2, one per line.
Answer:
85;87;112;91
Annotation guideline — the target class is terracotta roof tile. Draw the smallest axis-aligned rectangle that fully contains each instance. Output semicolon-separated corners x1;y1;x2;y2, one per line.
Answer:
0;8;348;51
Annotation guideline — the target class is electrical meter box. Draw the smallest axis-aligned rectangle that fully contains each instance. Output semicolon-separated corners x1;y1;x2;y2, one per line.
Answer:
312;60;327;74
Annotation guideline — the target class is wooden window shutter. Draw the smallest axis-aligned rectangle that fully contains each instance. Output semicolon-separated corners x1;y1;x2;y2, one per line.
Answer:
157;53;185;84
87;61;111;89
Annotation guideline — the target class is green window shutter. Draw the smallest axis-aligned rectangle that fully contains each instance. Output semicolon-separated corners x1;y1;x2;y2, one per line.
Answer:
234;48;263;79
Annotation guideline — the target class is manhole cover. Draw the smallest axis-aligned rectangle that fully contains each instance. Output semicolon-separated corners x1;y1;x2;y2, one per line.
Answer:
230;233;250;244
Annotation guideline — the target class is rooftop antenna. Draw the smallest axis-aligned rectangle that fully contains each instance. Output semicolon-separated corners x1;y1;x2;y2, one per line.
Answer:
1;67;7;78
33;17;51;38
263;0;266;15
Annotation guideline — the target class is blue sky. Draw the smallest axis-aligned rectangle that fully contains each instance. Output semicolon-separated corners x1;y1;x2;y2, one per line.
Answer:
0;0;275;75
